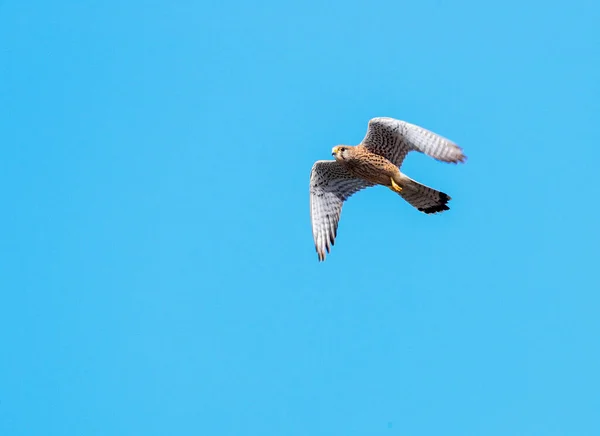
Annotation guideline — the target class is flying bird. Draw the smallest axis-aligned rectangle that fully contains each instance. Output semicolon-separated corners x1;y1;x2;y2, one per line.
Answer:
309;117;466;261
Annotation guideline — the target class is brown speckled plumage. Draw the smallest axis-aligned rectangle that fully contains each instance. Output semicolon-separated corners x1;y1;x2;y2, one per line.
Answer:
309;117;466;261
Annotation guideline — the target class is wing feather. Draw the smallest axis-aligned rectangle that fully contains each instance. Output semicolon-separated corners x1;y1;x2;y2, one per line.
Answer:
361;117;466;168
309;160;373;261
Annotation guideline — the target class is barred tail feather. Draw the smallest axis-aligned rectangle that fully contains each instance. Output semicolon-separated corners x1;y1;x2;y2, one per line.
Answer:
398;177;451;214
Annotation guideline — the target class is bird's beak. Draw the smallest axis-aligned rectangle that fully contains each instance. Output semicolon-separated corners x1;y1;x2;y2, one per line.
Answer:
331;146;339;156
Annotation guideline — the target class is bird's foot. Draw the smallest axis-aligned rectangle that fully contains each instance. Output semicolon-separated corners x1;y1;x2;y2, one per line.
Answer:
390;178;403;193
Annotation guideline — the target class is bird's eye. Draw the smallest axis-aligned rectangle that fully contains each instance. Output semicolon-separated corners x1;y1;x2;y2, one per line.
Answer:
341;147;345;152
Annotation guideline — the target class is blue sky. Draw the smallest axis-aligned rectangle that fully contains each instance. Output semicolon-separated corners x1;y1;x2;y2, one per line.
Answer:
1;0;599;434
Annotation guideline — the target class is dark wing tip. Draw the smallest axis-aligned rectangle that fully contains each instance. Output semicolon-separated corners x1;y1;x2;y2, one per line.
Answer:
452;143;467;163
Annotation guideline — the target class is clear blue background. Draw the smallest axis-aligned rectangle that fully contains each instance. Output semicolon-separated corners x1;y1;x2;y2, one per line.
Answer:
1;0;599;435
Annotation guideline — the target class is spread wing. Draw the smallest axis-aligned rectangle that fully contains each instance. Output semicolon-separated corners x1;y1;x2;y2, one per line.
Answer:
361;117;466;168
309;160;373;261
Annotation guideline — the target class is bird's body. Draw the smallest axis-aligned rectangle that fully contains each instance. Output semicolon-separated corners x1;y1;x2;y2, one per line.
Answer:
309;117;467;261
335;145;401;187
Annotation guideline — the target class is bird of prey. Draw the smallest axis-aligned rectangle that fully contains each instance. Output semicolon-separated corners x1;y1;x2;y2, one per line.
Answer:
309;117;466;261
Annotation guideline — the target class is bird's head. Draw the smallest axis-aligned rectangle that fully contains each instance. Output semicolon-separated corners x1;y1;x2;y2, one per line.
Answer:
332;145;351;161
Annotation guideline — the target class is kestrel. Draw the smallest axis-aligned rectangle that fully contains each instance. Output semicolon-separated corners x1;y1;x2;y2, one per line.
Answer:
309;117;466;261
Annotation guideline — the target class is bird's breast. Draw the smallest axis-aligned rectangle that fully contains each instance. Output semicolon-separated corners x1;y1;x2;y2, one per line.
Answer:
344;154;396;185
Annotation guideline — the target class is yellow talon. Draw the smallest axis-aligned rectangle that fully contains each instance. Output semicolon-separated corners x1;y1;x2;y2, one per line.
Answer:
391;178;403;193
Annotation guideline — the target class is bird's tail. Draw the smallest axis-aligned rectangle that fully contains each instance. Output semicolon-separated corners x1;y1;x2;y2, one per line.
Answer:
396;176;451;214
